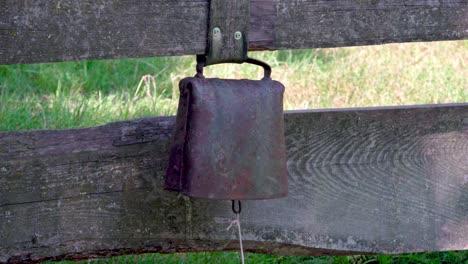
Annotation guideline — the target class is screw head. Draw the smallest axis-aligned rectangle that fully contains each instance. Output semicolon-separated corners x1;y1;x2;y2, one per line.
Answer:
234;31;242;40
213;27;221;36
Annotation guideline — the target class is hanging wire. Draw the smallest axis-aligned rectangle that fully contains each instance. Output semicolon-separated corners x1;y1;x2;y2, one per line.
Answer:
228;200;244;264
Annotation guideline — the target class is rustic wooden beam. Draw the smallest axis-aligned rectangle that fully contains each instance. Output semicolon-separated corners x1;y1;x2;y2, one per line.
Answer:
1;103;467;263
0;0;467;65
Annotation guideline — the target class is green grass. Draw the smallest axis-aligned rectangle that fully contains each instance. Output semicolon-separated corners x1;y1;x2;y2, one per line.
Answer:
43;251;468;264
1;41;466;131
0;57;183;130
1;40;467;263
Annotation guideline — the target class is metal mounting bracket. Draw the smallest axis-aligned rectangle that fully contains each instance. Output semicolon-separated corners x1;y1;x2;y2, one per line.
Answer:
204;0;250;66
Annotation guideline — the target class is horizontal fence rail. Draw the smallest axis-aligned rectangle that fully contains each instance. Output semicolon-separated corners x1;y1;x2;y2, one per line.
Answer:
0;0;467;65
1;104;467;263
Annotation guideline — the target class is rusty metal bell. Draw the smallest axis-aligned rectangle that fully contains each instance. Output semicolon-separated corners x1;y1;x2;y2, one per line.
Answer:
165;58;288;200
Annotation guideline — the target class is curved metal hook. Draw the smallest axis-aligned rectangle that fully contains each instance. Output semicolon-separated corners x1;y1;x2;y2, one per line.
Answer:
196;55;271;80
232;200;242;214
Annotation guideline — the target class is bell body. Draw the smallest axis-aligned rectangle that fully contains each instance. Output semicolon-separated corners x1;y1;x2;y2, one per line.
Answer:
165;77;288;200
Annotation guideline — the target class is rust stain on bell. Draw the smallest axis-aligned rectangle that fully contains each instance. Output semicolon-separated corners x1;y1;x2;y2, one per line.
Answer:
165;77;288;200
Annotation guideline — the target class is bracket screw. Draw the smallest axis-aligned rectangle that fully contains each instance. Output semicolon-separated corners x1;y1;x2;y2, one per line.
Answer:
234;31;242;40
213;27;221;36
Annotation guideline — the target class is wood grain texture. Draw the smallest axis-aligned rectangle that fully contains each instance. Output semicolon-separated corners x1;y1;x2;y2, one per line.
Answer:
0;0;467;65
1;104;467;263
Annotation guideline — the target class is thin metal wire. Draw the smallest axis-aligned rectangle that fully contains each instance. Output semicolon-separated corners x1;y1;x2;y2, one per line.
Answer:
227;201;245;264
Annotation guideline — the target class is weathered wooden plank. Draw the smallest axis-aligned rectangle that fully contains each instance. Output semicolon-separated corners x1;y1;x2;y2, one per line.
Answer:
0;0;467;65
1;104;467;263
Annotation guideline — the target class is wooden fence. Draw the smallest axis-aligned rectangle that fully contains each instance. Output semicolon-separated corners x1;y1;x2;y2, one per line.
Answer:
1;0;467;263
1;0;467;64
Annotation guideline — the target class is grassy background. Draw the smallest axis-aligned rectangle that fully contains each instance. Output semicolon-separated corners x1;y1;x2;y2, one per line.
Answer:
1;40;467;263
1;40;466;131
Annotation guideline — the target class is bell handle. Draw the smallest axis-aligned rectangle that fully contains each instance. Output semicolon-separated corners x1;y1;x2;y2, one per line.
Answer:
196;55;272;80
